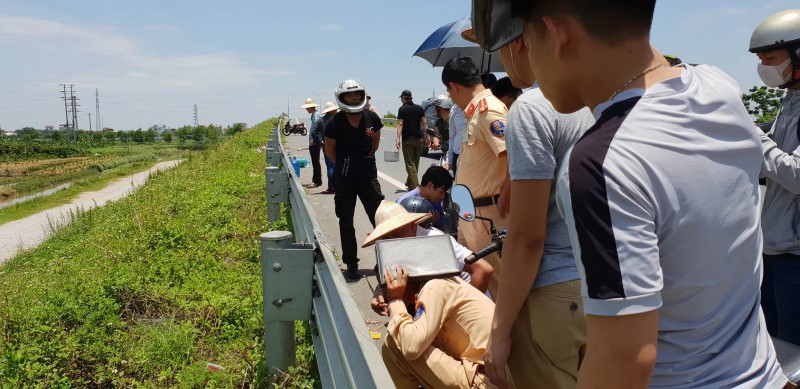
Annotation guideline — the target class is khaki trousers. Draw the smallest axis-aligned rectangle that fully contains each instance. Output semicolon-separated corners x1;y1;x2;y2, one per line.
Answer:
457;203;507;297
402;139;423;188
507;279;587;389
382;335;495;389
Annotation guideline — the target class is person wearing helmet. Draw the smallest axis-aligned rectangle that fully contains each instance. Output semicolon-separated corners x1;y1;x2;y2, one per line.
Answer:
323;79;385;280
431;95;453;153
750;9;800;346
397;166;453;231
396;90;431;190
501;0;786;388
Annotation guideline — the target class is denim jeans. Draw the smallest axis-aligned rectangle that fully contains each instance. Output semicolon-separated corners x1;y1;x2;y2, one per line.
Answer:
761;253;800;345
324;155;335;191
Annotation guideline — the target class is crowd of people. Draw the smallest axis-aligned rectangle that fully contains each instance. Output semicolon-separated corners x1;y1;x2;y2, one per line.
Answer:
293;2;800;388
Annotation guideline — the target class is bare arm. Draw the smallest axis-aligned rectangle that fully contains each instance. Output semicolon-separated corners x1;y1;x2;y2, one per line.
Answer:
578;311;658;389
496;162;511;218
485;179;550;388
372;131;381;153
463;259;492;293
396;119;404;150
324;138;336;162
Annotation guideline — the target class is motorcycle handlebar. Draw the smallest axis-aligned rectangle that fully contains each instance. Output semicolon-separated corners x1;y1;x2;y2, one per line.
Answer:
464;228;507;265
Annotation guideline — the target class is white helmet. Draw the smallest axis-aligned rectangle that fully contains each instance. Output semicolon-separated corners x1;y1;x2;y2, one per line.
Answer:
750;9;800;87
335;79;367;113
432;95;454;110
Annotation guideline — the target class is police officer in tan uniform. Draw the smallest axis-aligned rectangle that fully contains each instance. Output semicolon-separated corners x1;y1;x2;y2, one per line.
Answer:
441;56;510;297
362;201;496;389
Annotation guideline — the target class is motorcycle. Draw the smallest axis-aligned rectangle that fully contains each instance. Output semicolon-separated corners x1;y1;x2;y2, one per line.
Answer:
450;184;506;264
451;182;800;382
282;119;307;136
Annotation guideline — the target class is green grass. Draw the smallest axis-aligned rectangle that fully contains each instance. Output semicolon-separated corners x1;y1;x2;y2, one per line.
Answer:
0;144;194;225
0;119;320;388
0;161;170;225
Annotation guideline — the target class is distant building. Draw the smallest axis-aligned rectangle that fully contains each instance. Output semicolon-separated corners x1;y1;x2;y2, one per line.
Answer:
44;125;54;131
102;127;114;132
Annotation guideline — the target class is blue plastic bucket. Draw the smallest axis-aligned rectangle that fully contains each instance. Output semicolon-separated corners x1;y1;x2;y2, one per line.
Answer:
291;160;301;176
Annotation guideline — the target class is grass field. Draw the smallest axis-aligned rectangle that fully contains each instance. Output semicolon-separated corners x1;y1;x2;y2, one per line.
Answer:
0;144;192;225
0;119;320;388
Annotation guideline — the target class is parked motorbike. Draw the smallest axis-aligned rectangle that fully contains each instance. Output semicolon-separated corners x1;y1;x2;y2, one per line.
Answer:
282;119;307;136
451;182;800;382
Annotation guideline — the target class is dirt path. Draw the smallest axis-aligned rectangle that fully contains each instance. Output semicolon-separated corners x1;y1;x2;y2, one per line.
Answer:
0;160;182;266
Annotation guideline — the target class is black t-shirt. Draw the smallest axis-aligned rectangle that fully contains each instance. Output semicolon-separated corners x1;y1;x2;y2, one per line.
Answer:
397;102;425;140
324;110;383;176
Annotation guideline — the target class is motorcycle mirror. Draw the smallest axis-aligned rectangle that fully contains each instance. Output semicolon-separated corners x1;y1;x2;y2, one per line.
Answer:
450;184;476;222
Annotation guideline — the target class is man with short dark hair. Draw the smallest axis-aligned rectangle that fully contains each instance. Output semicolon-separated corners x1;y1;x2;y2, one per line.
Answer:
397;166;453;231
490;77;522;109
503;0;786;387
442;56;510;297
465;5;594;386
396;90;430;190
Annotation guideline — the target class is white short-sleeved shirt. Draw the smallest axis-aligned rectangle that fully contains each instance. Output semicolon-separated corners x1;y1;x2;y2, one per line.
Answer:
556;65;785;388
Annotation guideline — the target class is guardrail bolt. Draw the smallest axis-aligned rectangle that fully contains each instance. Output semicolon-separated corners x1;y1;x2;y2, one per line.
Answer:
273;263;282;272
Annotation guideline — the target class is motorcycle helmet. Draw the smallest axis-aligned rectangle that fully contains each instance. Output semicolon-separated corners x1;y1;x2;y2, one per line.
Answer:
432;95;454;110
335;79;367;113
749;9;800;88
399;196;435;228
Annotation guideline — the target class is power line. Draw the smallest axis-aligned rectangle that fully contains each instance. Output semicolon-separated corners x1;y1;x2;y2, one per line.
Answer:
59;84;71;130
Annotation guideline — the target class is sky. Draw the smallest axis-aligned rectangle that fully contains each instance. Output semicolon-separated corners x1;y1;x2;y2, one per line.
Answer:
0;0;795;131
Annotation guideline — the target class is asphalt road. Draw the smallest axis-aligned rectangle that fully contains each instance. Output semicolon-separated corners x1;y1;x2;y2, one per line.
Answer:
284;125;444;346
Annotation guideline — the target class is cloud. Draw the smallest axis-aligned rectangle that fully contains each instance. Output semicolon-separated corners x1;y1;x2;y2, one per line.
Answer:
0;15;294;90
319;24;343;31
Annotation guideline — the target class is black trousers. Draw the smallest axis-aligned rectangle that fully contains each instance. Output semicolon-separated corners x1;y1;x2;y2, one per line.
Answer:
334;171;384;266
309;144;323;186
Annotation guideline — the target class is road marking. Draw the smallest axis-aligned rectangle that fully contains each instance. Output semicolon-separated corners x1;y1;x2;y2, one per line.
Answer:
378;171;406;190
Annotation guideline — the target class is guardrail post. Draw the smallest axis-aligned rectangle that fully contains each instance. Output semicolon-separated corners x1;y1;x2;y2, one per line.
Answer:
266;166;288;224
260;231;314;384
266;147;280;167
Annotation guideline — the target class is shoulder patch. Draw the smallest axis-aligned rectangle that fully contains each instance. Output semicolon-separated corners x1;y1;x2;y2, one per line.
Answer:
478;99;488;113
413;305;425;321
490;120;505;137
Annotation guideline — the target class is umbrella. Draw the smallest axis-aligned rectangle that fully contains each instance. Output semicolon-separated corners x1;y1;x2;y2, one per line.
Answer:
413;16;504;73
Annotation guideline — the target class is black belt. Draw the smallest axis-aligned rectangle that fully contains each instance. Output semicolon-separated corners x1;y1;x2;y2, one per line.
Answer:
473;195;500;208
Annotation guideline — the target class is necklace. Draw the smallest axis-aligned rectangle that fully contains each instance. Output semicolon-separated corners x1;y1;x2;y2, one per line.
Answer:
609;63;665;100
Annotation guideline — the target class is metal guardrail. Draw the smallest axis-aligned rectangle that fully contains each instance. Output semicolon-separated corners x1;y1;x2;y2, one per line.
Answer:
381;117;398;125
260;119;394;388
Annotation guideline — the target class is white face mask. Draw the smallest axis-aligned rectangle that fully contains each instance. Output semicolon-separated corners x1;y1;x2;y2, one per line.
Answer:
757;56;792;87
